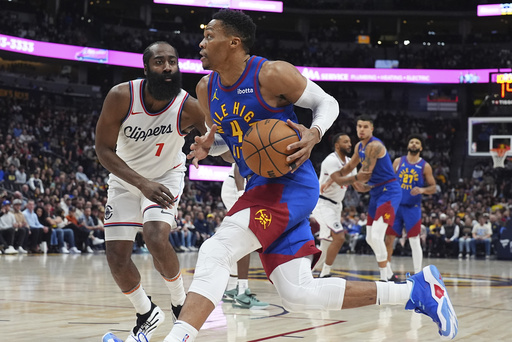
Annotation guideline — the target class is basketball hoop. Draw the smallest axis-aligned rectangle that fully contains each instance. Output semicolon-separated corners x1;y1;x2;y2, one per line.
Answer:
490;147;510;168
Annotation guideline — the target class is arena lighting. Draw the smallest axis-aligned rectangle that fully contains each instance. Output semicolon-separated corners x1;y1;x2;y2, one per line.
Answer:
189;164;231;182
1;33;511;84
153;0;283;13
477;3;512;16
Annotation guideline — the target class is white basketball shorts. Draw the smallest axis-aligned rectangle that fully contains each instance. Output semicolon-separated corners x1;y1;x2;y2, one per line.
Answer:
312;198;344;241
104;167;185;241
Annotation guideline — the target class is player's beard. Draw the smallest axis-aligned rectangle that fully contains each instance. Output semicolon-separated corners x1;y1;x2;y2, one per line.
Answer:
408;148;421;155
339;147;352;156
146;69;182;101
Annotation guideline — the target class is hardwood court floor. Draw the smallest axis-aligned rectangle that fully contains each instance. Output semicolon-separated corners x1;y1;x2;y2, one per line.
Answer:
1;251;511;342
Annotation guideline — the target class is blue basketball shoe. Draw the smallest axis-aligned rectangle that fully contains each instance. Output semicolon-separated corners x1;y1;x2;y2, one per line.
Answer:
102;332;124;342
405;265;458;340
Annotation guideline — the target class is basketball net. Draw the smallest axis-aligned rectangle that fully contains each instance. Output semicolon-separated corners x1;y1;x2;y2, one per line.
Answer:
490;146;510;168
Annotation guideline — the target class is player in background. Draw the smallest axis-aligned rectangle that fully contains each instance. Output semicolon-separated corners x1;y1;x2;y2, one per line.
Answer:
221;163;268;309
313;133;356;278
164;10;457;342
388;135;437;278
95;41;206;342
321;115;402;282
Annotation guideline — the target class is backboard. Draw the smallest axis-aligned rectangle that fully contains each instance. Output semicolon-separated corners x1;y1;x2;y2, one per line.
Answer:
468;117;512;156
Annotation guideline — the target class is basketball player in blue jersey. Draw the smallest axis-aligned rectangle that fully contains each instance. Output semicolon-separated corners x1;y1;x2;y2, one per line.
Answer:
388;135;437;278
96;41;207;342
322;115;401;282
164;10;457;341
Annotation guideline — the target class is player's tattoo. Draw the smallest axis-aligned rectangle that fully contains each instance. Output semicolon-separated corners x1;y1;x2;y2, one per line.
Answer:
362;142;383;171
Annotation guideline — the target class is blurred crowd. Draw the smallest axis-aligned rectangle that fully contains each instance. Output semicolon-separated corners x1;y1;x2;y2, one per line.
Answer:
1;3;512;71
1;3;511;259
1;90;511;258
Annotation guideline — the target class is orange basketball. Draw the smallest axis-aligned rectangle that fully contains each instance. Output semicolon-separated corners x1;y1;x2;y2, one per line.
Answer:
242;119;299;178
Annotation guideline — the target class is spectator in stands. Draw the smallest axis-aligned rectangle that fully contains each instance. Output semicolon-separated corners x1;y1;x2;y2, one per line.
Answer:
15;165;27;185
52;207;82;254
78;206;105;249
0;200;27;254
3;164;17;190
182;213;197;249
7;151;20;169
440;217;459;258
20;184;31;201
426;216;443;257
194;212;213;247
490;213;505;254
470;214;492;259
28;170;45;194
75;165;89;182
11;199;29;251
22;199;47;253
458;217;473;258
65;205;94;253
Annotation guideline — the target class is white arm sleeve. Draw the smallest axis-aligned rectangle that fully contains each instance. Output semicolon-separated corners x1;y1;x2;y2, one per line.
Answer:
209;132;230;156
294;78;339;138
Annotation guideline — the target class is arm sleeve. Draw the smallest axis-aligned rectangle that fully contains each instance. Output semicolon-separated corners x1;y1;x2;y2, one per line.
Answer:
294;78;339;138
209;132;231;157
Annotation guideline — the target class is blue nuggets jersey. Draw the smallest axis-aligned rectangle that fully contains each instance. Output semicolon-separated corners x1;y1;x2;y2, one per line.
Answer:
358;136;396;186
207;55;321;276
396;156;426;206
207;56;299;179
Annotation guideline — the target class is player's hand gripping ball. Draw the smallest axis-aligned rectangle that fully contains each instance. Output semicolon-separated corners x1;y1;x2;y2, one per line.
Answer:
242;119;299;178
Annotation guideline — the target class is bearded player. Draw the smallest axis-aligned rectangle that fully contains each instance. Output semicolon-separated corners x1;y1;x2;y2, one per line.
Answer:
96;41;206;342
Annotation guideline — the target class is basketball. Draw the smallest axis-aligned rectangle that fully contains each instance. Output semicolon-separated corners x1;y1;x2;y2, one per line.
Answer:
242;119;299;178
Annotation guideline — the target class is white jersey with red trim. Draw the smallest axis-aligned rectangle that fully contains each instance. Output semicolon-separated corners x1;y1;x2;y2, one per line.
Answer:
115;79;189;179
318;152;356;204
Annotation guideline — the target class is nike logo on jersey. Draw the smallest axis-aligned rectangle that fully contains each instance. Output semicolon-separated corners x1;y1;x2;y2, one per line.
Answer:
415;165;423;169
161;210;173;215
131;111;144;115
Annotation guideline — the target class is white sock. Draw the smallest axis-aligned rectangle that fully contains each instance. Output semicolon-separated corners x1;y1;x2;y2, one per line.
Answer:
386;262;393;277
237;279;249;295
226;275;238;291
409;236;423;274
379;267;388;281
320;263;332;277
123;283;151;314
375;281;413;305
164;320;198;342
163;271;186;306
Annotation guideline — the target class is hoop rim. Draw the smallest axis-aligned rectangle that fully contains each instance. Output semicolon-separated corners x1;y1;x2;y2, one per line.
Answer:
490;146;511;157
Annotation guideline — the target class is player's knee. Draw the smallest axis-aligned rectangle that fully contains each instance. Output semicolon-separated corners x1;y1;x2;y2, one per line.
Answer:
279;282;321;312
195;237;233;278
331;231;345;244
277;278;346;312
366;234;387;261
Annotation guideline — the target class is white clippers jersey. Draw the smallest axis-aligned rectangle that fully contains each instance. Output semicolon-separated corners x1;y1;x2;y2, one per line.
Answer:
115;79;189;179
318;152;357;203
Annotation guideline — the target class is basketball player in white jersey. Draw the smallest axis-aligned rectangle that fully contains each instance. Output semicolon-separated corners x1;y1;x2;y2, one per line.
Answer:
221;163;268;309
95;41;206;342
313;134;357;277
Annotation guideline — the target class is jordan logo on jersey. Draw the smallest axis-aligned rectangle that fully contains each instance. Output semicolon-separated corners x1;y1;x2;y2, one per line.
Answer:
254;209;272;229
211;89;219;102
